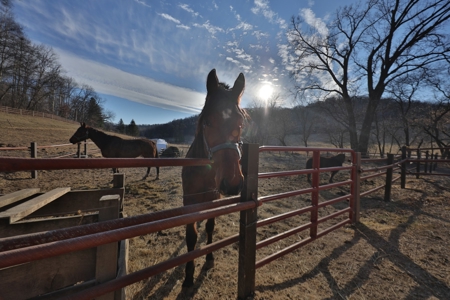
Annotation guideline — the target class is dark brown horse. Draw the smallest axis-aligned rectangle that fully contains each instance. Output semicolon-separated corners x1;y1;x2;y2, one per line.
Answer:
69;123;159;179
181;69;246;288
306;153;346;183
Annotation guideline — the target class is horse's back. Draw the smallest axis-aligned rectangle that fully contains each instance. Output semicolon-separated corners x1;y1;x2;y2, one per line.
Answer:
306;153;345;168
103;138;157;158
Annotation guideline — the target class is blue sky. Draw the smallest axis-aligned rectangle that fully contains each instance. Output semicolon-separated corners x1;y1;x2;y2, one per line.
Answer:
13;0;353;125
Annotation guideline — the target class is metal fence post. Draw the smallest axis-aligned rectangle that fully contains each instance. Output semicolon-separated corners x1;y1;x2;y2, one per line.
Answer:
424;151;429;174
237;143;259;300
384;153;394;201
416;150;420;179
401;146;406;189
77;143;81;158
84;141;88;157
310;150;320;238
30;142;37;179
352;152;361;223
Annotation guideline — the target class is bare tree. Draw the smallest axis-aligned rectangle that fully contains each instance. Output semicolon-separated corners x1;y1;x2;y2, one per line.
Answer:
284;0;450;155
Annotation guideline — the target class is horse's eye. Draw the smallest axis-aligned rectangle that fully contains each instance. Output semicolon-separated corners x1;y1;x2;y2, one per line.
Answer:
204;120;212;127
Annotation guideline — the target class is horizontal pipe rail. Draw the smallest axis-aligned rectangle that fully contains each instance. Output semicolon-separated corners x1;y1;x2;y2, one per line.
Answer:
0;200;257;269
256;222;312;250
317;194;351;208
317;207;350;224
259;146;355;153
361;171;387;181
361;163;398;173
258;187;314;203
0;196;240;252
256;206;313;228
360;184;386;197
361;158;388;162
0;157;211;172
258;166;353;180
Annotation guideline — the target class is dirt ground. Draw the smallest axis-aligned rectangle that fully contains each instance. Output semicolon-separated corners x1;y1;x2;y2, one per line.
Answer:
1;112;449;300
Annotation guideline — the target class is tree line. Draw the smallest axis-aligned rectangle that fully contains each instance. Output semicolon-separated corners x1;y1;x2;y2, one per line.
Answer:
0;1;112;128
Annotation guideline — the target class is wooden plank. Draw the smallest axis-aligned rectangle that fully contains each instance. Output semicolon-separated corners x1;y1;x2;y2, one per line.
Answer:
26;188;124;218
0;187;70;223
0;188;40;209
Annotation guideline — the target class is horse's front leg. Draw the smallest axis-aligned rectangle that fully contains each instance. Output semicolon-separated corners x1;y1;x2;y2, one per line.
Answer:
183;222;198;288
143;167;150;180
205;217;215;268
329;171;338;183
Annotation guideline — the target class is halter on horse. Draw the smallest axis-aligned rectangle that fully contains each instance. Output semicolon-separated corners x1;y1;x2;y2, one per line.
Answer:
181;69;246;288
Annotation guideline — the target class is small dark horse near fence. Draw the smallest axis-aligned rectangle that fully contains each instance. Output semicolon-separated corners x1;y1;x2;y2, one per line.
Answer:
306;153;346;183
69;123;159;179
181;69;246;288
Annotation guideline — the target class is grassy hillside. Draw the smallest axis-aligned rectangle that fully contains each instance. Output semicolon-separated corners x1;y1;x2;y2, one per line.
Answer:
0;111;132;148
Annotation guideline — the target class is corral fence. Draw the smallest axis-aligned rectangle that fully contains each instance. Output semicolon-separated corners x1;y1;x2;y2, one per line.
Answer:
0;105;79;125
400;146;450;182
0;144;449;299
0;141;96;177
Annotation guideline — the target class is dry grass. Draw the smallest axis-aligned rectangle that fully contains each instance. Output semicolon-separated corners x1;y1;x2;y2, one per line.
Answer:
0;111;449;299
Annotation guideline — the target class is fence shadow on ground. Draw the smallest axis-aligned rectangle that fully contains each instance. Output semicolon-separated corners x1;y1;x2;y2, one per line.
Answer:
255;191;450;299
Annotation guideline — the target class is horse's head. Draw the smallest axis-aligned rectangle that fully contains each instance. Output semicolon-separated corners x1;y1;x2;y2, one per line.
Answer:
69;122;89;143
200;69;246;195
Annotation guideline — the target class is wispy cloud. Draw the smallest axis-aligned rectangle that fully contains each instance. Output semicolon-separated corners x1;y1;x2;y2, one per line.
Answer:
56;48;205;114
176;24;190;30
179;4;200;17
158;13;181;24
251;0;287;29
134;0;151;8
193;20;224;37
300;8;329;37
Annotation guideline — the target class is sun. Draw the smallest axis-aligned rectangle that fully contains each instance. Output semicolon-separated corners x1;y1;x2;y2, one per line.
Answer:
258;84;274;101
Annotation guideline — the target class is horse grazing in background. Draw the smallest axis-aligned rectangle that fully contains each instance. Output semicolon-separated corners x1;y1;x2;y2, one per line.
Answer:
306;153;346;184
181;69;246;288
69;123;159;180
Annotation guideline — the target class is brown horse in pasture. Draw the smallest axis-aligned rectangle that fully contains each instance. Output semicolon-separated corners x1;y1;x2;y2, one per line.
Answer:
306;153;346;184
69;123;159;179
181;69;246;288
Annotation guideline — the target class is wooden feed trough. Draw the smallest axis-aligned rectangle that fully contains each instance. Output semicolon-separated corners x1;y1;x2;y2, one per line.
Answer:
0;174;127;300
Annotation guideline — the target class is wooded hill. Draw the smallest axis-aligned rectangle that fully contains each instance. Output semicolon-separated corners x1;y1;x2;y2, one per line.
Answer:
139;96;450;158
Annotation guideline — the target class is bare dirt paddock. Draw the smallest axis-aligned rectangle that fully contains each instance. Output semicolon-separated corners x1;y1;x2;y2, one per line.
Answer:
1;113;449;299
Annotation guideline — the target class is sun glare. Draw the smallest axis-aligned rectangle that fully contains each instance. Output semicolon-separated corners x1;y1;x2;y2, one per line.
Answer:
258;84;274;101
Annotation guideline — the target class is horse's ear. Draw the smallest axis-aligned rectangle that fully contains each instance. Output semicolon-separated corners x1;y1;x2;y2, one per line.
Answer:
207;69;219;93
80;122;85;127
232;73;245;100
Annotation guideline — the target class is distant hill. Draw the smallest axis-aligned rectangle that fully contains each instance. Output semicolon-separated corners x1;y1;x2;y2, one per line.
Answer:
140;115;198;143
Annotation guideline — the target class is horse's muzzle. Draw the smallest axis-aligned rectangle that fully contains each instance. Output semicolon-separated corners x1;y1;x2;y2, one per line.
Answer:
219;177;243;196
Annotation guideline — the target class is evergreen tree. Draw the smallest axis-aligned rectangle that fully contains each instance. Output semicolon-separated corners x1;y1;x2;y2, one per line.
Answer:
127;119;139;136
116;118;125;133
86;97;104;127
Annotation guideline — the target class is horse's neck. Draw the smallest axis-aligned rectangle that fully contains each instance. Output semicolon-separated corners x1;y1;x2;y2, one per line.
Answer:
183;135;216;194
88;128;109;149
